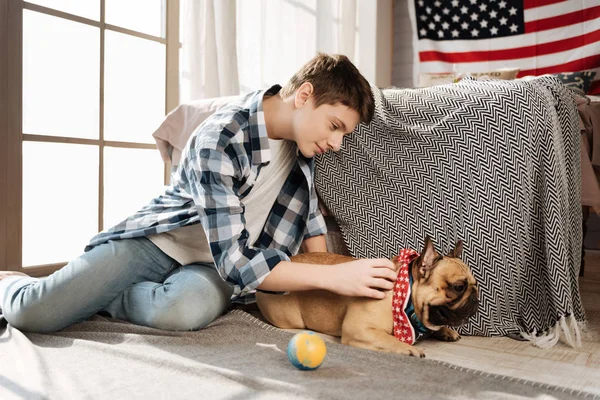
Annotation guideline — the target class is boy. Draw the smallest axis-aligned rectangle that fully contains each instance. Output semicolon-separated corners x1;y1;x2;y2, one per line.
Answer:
0;53;397;333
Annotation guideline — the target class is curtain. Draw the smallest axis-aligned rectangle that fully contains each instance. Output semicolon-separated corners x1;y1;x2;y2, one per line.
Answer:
180;0;240;101
180;0;359;101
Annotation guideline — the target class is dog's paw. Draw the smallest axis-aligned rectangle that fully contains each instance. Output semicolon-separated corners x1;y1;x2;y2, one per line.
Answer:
433;327;461;342
404;346;425;358
410;347;425;358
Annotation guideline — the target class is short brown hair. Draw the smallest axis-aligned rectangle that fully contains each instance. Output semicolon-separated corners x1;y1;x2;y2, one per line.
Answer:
279;53;375;124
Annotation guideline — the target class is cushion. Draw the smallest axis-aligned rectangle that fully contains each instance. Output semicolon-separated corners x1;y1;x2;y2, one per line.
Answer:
418;68;520;87
552;70;597;96
418;72;455;87
467;68;520;80
152;96;238;165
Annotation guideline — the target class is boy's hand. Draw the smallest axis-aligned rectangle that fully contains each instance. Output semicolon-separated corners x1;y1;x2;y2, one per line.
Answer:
323;258;397;299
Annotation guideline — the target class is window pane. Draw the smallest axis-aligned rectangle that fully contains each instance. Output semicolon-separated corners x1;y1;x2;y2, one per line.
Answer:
104;31;165;144
22;142;99;267
103;147;165;229
105;0;164;38
23;11;100;139
27;0;99;21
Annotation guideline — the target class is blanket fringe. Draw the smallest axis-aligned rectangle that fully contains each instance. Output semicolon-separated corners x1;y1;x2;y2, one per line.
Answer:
520;314;584;349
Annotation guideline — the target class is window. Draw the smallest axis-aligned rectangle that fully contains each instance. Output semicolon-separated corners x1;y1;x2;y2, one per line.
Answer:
0;0;180;276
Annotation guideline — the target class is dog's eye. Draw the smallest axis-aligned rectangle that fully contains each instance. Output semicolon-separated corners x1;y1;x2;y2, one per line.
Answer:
452;284;466;293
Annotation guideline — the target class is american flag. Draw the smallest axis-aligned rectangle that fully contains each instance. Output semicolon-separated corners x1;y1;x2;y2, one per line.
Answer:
410;0;600;94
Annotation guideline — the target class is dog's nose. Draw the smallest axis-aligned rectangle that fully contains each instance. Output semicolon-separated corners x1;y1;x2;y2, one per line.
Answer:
469;290;478;303
468;292;479;315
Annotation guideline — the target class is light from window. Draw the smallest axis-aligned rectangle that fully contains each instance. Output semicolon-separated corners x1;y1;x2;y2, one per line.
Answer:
103;147;165;229
104;30;165;144
22;142;99;267
23;10;100;139
105;0;165;38
27;0;99;21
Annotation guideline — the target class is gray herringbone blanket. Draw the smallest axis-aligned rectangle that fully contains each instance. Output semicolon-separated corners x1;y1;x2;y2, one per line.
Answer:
315;76;585;347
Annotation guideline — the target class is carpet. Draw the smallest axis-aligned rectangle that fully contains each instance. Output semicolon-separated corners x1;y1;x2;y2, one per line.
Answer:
0;310;595;399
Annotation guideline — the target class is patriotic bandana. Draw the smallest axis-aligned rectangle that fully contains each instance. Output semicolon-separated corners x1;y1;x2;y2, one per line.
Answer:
393;248;431;345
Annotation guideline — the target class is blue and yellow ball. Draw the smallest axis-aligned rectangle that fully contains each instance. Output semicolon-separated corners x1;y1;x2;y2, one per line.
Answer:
287;331;327;370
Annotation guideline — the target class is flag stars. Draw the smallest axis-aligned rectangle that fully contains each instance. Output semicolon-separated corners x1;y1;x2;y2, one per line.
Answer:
499;16;508;25
420;28;427;36
471;28;479;37
460;5;468;14
418;0;424;5
508;6;518;15
451;29;460;37
420;14;428;21
452;14;460;23
442;21;449;30
434;0;441;7
470;12;479;21
480;19;488;28
509;23;518;32
429;22;436;30
433;14;441;22
442;7;450;15
469;0;477;4
479;3;487;12
499;0;507;8
438;30;444;38
489;10;498;18
490;26;499;35
451;0;459;6
426;6;432;14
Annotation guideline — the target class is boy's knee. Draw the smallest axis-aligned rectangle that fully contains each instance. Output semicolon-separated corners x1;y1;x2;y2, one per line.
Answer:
152;306;214;331
151;275;232;331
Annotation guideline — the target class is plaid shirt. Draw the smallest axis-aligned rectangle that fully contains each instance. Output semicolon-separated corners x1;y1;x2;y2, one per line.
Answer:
86;85;327;299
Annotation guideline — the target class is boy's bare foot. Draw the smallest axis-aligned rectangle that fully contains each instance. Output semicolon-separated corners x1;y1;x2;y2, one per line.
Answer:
0;271;28;282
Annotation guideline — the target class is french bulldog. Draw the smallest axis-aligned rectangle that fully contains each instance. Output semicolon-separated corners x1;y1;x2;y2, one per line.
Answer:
256;236;479;357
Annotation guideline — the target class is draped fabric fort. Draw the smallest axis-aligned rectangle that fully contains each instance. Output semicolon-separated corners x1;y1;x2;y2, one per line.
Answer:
315;76;584;348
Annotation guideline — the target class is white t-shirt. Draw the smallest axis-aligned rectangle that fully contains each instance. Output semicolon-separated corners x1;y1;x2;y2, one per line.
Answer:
148;138;297;265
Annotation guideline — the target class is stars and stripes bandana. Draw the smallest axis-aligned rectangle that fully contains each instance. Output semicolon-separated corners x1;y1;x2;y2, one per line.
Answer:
392;248;430;345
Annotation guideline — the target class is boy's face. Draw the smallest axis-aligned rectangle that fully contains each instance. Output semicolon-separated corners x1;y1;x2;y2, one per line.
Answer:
292;97;361;158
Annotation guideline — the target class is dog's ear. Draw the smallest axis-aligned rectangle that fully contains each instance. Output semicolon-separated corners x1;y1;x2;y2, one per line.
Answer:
418;235;440;279
447;240;463;259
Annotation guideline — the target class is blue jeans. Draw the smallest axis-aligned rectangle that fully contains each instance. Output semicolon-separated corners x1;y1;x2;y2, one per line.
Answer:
0;237;233;333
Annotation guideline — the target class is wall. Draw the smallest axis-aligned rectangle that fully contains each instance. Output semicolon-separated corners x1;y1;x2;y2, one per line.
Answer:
357;0;393;88
392;0;414;88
